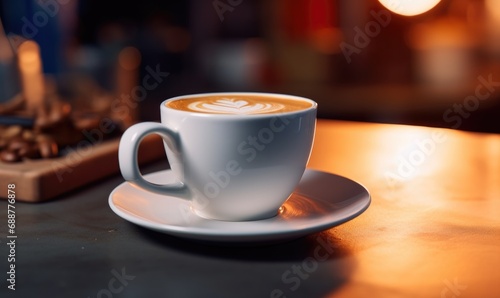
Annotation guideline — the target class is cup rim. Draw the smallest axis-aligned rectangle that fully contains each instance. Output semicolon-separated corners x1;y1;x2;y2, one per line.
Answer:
161;92;317;118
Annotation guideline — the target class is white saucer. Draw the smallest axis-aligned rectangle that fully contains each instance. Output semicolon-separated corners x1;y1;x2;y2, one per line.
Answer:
109;169;370;243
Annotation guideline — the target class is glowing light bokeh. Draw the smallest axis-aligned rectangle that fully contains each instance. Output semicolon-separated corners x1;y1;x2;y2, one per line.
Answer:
486;0;500;24
378;0;441;16
18;40;45;112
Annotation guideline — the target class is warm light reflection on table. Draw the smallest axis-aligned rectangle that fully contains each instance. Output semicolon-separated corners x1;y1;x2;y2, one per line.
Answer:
308;120;500;297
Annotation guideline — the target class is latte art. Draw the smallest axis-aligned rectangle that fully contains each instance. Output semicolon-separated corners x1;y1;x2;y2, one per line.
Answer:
166;94;313;115
188;98;285;115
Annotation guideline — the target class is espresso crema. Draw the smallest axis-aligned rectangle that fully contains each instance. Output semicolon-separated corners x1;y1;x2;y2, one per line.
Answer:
166;95;312;115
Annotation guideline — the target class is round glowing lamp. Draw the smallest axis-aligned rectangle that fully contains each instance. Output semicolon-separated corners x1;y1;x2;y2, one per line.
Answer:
378;0;441;16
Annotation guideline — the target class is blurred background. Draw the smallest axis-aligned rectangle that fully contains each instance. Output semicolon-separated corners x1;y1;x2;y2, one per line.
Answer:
1;0;499;133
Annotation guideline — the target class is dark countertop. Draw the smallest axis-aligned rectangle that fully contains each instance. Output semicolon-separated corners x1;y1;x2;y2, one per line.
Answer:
1;161;348;298
1;119;499;297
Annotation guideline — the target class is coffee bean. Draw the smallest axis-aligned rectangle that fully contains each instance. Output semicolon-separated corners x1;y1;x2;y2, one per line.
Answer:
8;137;30;152
38;139;58;158
35;133;52;142
22;129;35;141
3;125;22;140
73;114;100;131
0;150;20;162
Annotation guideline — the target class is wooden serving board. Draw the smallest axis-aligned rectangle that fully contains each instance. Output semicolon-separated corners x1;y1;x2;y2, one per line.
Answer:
0;135;166;202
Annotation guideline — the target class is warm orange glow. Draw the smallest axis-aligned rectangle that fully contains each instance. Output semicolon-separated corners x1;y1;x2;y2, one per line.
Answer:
408;19;473;49
378;0;441;16
280;193;330;220
486;0;500;24
309;120;500;298
18;41;42;73
18;40;45;112
307;0;339;54
310;27;342;54
118;46;141;71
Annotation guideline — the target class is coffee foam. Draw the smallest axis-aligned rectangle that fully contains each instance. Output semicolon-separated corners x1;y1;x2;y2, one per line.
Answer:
166;95;312;115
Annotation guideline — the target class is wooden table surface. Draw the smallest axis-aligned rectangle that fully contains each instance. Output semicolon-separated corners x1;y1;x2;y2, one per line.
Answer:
308;119;500;297
1;119;498;298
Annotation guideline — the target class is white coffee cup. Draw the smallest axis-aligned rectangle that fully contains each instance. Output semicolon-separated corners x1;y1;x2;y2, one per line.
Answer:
119;92;317;221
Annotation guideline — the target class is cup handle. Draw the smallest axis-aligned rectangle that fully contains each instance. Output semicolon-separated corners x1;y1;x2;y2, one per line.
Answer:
118;122;190;199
